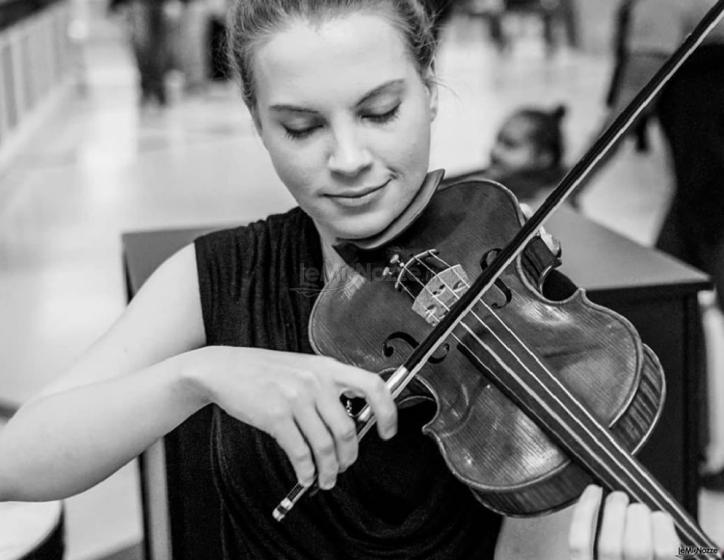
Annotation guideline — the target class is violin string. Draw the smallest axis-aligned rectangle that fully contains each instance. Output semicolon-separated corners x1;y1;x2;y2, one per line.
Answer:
451;293;700;536
400;255;707;544
455;308;706;541
419;257;705;543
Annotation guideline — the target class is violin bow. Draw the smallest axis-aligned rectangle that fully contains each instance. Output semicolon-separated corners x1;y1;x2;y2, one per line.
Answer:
273;0;724;525
396;0;724;409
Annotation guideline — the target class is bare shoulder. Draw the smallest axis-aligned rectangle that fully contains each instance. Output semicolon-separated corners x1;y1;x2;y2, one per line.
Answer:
33;243;205;400
494;507;574;560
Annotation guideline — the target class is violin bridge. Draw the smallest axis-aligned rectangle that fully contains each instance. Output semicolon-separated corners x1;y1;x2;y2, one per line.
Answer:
411;265;470;326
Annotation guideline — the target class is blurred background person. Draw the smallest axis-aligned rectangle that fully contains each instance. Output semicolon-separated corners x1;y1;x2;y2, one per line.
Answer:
486;105;568;209
177;0;210;94
464;0;578;54
207;0;232;82
450;104;568;210
110;0;173;107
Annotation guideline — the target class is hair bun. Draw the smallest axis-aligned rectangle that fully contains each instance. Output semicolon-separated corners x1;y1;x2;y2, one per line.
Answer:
551;104;567;121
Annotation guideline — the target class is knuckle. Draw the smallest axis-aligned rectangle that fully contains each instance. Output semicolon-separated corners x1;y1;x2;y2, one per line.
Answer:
332;417;357;441
316;439;335;457
286;386;312;407
297;369;318;388
265;403;289;425
290;448;312;464
339;425;357;442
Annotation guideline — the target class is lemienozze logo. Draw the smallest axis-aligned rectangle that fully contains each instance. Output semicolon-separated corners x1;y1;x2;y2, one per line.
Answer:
675;545;722;559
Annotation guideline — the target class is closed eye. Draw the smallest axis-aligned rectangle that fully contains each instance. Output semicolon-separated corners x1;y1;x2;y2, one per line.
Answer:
282;104;401;141
364;104;400;124
283;124;321;140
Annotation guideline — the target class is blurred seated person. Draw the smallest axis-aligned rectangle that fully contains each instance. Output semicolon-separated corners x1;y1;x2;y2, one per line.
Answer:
452;105;568;211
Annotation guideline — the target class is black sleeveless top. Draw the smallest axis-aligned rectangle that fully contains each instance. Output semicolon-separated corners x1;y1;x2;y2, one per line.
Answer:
194;206;505;559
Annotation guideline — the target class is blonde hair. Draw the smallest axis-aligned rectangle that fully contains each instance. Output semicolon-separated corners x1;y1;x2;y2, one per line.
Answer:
226;0;437;109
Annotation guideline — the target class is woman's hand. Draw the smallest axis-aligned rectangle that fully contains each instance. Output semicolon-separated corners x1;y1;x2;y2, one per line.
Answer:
568;485;680;560
186;346;397;490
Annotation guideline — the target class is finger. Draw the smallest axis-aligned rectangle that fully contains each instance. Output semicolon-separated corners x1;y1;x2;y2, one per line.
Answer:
293;404;339;490
330;362;397;440
650;511;678;560
358;375;398;439
272;418;316;487
569;484;604;560
315;386;358;471
597;491;629;560
622;503;653;560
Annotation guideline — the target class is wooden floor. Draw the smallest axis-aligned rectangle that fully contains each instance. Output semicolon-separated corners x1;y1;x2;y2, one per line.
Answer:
0;11;722;559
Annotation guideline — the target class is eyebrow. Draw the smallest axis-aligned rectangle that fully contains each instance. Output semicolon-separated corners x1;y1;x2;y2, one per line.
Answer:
269;79;405;114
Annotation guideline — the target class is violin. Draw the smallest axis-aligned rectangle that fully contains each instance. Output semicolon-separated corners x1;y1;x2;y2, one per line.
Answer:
273;0;724;549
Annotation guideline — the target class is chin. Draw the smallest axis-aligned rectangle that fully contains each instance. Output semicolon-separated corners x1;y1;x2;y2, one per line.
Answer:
330;211;395;242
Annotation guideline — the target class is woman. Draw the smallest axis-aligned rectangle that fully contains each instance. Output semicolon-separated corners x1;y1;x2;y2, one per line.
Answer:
0;1;680;558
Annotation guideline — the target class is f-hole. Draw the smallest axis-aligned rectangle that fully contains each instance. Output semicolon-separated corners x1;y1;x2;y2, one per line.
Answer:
480;249;512;309
383;332;450;364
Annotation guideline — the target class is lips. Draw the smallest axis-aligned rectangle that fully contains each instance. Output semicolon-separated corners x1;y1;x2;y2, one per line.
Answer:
328;179;390;199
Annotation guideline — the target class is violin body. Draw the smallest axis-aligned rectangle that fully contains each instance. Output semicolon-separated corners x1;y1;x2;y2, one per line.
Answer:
309;179;665;516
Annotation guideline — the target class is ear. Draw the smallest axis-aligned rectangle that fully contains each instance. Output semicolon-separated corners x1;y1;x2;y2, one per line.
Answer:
423;66;439;121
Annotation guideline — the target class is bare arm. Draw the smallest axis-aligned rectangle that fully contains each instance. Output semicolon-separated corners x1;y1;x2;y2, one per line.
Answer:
0;243;398;502
0;244;207;501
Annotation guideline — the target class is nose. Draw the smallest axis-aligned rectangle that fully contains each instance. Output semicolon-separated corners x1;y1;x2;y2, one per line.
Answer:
327;127;373;177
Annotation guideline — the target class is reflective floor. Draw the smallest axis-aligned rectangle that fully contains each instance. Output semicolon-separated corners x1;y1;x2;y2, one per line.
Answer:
1;11;722;559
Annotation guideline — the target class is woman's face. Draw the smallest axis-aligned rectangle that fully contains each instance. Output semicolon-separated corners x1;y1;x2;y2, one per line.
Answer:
251;12;438;244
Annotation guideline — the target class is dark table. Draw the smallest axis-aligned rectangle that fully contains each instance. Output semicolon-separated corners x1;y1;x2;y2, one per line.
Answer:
0;0;65;33
123;206;710;560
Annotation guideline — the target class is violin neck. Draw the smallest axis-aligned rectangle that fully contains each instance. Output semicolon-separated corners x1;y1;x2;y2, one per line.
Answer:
458;304;715;548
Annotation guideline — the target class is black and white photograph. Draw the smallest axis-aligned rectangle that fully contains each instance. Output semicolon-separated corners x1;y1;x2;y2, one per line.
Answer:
0;0;723;558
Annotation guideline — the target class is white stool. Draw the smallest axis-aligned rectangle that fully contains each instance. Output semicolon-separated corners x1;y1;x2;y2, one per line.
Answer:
0;501;64;560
